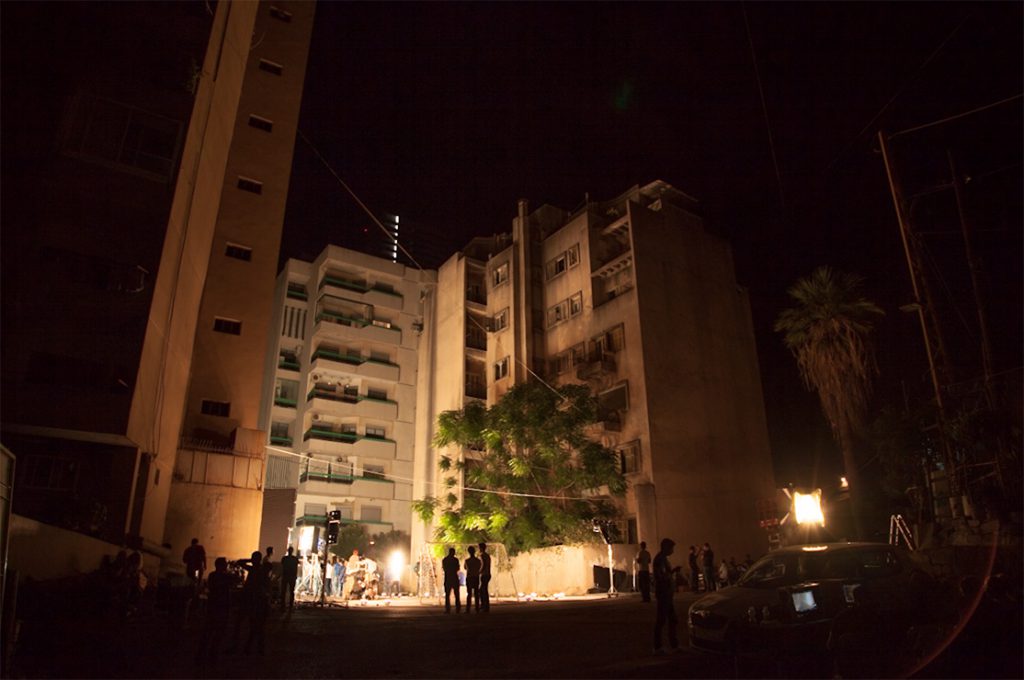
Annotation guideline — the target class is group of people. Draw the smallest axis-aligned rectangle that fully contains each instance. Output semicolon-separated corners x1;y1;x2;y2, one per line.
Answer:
440;543;492;613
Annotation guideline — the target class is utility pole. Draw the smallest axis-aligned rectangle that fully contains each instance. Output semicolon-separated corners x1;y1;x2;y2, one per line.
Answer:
878;131;961;508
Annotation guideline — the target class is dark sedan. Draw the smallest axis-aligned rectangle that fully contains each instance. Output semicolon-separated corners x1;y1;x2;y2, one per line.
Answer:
687;542;949;667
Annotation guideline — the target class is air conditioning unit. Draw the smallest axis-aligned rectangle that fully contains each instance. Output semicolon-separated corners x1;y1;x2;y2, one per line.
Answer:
312;414;321;421
312;374;321;382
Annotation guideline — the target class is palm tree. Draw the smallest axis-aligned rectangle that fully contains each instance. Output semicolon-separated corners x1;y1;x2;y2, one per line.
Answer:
775;266;884;535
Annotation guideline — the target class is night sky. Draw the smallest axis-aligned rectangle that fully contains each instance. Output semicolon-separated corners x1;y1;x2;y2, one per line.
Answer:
282;2;1023;487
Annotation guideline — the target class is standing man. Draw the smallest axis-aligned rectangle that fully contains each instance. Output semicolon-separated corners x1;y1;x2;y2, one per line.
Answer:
442;548;461;613
280;546;299;609
478;543;492;612
688;546;700;592
183;538;207;586
464;545;482;612
636;541;652;602
702;542;717;592
653;538;681;654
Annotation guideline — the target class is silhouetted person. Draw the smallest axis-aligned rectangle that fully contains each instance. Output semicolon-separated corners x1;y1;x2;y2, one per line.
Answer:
636;541;652;602
478;543;491;612
701;542;716;592
687;546;700;592
653;538;681;653
442;548;461;613
195;557;233;667
464;546;481;612
183;538;207;585
280;547;299;609
229;551;271;654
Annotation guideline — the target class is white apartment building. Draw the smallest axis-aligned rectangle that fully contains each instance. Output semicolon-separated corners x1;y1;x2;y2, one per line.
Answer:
259;246;436;550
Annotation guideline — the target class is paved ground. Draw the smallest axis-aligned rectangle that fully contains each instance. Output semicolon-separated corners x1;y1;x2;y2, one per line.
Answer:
9;589;1021;678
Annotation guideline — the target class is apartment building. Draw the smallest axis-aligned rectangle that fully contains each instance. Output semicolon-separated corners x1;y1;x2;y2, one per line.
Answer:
258;247;436;552
1;1;263;578
415;181;777;563
163;1;316;563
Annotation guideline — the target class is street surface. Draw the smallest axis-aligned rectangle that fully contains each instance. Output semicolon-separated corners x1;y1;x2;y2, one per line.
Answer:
10;590;1020;678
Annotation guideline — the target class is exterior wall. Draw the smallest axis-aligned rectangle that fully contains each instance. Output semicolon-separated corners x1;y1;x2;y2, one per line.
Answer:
259;247;435;552
509;543;639;596
630;195;776;563
167;0;316;566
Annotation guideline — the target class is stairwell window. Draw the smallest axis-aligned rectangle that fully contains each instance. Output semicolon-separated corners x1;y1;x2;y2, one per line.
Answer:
213;317;241;335
225;243;252;261
258;59;284;76
269;6;293;22
201;399;231;417
493;308;509;332
247;115;274;132
491;262;508;288
237;176;263;194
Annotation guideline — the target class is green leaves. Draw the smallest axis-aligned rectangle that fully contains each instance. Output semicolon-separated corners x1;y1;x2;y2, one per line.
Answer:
418;380;627;554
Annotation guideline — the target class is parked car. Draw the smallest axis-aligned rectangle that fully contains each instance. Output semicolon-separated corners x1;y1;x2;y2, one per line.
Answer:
687;542;951;668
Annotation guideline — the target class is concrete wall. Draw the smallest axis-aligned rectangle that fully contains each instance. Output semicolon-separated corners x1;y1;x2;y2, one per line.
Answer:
163;482;265;566
630;198;776;563
510;543;640;596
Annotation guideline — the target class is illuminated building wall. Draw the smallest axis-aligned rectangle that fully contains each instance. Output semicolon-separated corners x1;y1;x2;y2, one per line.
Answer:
415;181;776;564
163;1;316;565
1;1;262;577
258;248;435;552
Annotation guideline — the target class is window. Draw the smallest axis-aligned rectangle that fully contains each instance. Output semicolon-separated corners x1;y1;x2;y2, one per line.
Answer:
371;318;392;329
567;244;580;268
341;423;357;435
599;383;629;413
225;243;252;261
269;6;292;21
546;254;567;280
365;427;386;440
493;308;509;332
551;352;570;375
270;422;290;438
546;300;568;328
364;464;385;478
491;262;508;288
607;324;625;351
213;317;241;335
258;59;284;76
247;114;274;132
619;440;641;474
304;502;327;517
570;343;586;367
366;388;388;401
62;92;182;181
286;282;307;300
361;505;383;522
237;176;263;194
494;356;510;381
569;292;583;317
22;456;77;491
201;399;231;417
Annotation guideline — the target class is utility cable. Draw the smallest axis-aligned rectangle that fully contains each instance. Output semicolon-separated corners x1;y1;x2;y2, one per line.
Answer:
742;2;786;211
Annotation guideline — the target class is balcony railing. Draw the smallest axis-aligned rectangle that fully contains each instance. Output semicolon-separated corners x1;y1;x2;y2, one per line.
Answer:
299;471;355;484
316;311;401;334
312;348;398;369
269;435;293;446
303;428;358;443
576;357;616;381
274;397;298;408
320;275;403;299
306;389;397;406
278;359;300;371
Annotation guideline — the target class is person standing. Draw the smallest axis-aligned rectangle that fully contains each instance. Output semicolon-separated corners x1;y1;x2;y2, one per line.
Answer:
183;538;207;586
228;551;271;654
687;546;701;592
333;556;345;597
280;547;298;609
702;542;717;592
636;541;652;602
478;543;492;612
653;538;681;654
464;546;482;612
442;548;461;613
195;557;233;668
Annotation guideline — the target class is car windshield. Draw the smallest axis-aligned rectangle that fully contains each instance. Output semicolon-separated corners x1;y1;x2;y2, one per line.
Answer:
737;547;900;588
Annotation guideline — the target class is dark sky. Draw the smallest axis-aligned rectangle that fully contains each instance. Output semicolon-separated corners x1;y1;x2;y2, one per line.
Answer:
283;2;1023;488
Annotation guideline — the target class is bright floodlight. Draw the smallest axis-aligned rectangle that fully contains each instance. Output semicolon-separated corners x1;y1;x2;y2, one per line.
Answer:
840;476;849;489
793;489;825;526
298;525;314;553
387;549;406;581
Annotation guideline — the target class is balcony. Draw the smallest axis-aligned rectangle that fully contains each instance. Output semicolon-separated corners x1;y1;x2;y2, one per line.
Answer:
319;275;403;311
576;357;616;381
311;349;400;382
278;359;300;372
274;397;298;409
306;390;398;419
303;428;358;444
303;429;397;459
269;435;293;446
315;312;402;346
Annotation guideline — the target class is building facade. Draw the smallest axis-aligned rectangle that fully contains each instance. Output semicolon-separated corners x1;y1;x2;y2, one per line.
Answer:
415;182;777;564
163;0;316;564
258;247;436;552
1;1;263;576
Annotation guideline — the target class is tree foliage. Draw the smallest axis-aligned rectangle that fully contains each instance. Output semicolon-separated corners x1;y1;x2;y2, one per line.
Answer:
414;381;626;555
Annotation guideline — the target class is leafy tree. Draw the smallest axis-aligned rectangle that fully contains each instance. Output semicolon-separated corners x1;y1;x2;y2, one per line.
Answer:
775;266;884;536
412;381;626;555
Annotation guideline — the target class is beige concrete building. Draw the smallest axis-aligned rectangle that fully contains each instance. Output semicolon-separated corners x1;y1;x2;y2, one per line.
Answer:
164;1;316;564
258;248;436;552
415;181;776;565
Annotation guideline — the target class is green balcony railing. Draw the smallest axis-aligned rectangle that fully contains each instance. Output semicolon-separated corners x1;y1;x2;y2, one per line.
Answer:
316;310;368;327
274;397;298;408
303;428;358;443
307;389;397;406
278;359;300;371
269;435;293;446
286;289;308;301
319;276;404;300
299;471;355;484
